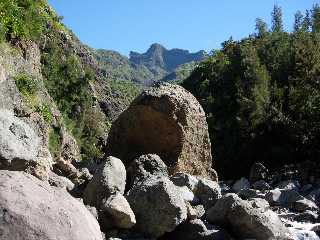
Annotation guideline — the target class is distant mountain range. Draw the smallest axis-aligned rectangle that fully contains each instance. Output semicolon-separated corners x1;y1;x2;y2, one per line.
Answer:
93;43;207;86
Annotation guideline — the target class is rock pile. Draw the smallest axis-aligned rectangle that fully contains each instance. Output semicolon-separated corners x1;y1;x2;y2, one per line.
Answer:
1;83;319;240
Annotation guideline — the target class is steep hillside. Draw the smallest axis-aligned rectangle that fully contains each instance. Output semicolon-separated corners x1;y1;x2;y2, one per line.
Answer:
0;0;140;175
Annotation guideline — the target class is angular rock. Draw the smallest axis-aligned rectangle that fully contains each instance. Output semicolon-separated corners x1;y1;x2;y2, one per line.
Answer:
232;177;250;192
0;170;103;240
0;109;40;170
265;189;318;212
276;180;301;191
249;162;268;183
238;188;261;200
127;154;168;187
126;176;187;238
48;171;75;191
100;194;136;230
307;188;320;206
166;219;232;240
195;178;221;210
186;203;205;220
253;180;271;191
206;193;291;240
106;83;216;180
170;172;199;192
83;156;126;208
293;198;318;212
249;198;270;210
176;186;197;203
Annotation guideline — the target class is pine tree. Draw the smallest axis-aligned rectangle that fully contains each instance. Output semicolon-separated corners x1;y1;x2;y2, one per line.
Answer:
294;11;304;32
311;4;320;33
255;18;268;38
271;5;283;32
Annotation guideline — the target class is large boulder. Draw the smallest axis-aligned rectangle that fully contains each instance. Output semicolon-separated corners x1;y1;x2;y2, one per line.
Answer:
170;172;199;192
127;154;168;187
0;109;40;170
195;178;221;210
106;83;216;180
126;176;187;238
166;219;232;240
206;193;291;240
0;170;103;240
83;156;126;208
249;162;268;183
100;194;136;230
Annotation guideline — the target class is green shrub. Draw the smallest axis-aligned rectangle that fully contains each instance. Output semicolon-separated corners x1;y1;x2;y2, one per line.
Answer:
48;127;60;159
36;104;52;124
14;74;38;97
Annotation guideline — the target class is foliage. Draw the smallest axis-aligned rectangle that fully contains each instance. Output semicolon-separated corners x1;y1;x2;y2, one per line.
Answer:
40;22;106;163
48;127;60;159
14;74;38;97
14;74;53;124
35;104;52;123
183;5;320;179
0;0;50;41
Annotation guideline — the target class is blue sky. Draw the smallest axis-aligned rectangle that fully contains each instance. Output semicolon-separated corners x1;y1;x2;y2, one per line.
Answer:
48;1;318;56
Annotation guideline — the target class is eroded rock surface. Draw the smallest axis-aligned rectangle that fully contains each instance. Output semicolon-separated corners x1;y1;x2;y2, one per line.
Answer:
106;83;216;180
0;170;103;240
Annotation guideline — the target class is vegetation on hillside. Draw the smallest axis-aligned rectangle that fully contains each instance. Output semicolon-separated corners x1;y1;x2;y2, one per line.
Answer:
0;0;107;163
183;4;320;179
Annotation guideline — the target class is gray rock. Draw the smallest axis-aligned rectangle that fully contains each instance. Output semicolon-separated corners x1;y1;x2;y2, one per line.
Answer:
249;198;270;210
106;83;217;180
0;170;103;240
276;180;301;191
218;181;231;193
86;205;99;220
307;188;320;206
294;210;318;223
0;109;40;169
126;176;187;238
293;198;318;212
83;156;126;208
100;194;136;230
80;167;93;181
48;171;75;191
249;162;268;183
265;189;303;206
176;186;198;204
170;172;199;192
127;154;168;187
265;188;282;204
206;193;291;240
232;177;250;192
238;188;262;200
294;230;320;240
167;219;232;240
253;180;271;191
195;178;221;210
186;203;205;220
265;189;318;212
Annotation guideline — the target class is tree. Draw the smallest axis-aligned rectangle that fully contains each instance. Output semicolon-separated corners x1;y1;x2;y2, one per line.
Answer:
311;4;320;33
294;11;304;32
255;18;268;38
271;5;283;32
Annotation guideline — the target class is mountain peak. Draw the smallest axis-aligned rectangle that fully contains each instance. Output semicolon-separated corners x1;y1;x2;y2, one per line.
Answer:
130;43;206;72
